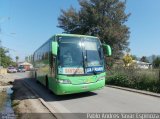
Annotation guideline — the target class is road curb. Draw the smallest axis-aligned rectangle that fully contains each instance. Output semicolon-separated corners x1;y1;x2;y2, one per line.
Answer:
106;85;160;98
22;80;62;119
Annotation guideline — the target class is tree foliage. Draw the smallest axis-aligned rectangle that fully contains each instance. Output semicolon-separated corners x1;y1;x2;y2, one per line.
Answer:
140;56;149;63
131;55;137;60
152;57;160;68
123;54;132;67
0;47;15;68
15;56;19;63
58;0;130;58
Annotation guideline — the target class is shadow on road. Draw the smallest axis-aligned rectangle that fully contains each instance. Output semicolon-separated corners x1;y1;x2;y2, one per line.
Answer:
24;78;98;102
12;79;38;101
53;92;97;101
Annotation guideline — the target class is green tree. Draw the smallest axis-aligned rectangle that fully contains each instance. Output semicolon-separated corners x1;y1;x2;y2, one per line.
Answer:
0;47;14;68
15;56;19;63
15;56;19;67
123;54;132;67
152;57;160;68
58;0;130;58
151;55;156;62
131;55;137;60
140;56;149;63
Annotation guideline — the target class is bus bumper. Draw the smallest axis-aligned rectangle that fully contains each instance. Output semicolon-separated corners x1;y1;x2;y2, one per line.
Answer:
56;79;105;95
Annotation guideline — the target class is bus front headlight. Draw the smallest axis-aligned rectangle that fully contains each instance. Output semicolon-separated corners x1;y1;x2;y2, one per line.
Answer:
97;76;105;81
57;79;71;84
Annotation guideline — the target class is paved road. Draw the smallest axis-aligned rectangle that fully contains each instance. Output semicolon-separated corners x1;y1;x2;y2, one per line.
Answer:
11;72;160;113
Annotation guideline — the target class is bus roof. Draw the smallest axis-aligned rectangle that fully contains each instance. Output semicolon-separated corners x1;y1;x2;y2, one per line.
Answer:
55;34;98;39
34;34;98;54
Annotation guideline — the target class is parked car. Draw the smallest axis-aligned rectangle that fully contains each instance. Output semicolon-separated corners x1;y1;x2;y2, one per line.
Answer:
7;67;17;73
17;66;26;72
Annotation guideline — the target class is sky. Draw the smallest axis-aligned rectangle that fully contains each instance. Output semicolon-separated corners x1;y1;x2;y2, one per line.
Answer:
0;0;160;61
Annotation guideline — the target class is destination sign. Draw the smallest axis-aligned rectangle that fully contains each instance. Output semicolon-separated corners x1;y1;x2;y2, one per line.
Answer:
58;67;84;74
85;66;104;73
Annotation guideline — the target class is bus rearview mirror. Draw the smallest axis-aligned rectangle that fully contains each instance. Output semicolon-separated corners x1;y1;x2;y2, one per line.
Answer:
52;42;58;56
103;44;112;56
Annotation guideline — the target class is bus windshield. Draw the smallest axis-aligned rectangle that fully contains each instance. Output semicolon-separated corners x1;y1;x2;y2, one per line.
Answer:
58;36;104;75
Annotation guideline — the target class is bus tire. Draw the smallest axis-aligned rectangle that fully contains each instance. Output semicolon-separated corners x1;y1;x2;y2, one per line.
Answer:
35;72;37;79
35;72;39;83
46;75;49;89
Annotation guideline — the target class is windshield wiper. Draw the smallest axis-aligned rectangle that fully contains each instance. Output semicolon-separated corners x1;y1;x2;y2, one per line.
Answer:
85;50;88;63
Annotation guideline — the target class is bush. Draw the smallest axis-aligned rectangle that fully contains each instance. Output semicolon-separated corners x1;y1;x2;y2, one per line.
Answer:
106;67;160;93
107;74;129;87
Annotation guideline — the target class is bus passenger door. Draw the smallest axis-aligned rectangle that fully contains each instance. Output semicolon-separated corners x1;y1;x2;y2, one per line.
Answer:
49;54;57;93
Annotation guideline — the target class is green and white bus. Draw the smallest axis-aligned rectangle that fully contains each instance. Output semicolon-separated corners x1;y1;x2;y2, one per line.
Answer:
33;34;111;95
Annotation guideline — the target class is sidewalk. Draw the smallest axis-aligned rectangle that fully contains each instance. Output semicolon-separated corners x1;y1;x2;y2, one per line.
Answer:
1;73;56;119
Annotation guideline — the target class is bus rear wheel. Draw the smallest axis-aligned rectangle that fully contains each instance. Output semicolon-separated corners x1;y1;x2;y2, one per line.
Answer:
35;72;39;83
35;72;37;79
46;75;49;89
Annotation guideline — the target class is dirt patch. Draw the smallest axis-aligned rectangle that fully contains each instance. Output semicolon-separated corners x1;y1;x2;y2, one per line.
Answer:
0;74;14;86
11;79;56;119
0;81;8;86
